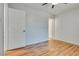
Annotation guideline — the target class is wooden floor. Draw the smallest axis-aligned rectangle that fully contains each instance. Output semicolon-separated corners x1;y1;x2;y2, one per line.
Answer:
5;40;79;56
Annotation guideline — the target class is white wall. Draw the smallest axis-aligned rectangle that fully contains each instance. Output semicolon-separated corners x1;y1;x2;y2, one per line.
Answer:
4;3;9;51
0;3;4;55
55;8;79;45
25;9;49;45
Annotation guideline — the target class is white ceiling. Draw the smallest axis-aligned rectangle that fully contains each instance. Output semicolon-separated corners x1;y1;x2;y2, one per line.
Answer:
51;3;79;15
8;3;79;15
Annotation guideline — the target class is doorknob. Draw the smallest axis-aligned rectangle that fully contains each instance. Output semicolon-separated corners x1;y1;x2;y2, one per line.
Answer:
23;30;26;32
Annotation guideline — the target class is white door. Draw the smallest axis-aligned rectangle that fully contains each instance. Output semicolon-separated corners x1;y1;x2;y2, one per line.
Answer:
8;8;26;50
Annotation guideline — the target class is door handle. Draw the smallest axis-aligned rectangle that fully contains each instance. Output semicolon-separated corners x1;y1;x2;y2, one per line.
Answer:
23;30;26;32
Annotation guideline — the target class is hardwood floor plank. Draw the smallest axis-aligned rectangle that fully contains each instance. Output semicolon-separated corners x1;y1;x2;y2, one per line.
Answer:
5;40;79;56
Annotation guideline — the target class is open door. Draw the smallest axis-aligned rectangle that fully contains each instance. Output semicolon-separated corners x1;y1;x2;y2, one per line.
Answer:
48;16;55;50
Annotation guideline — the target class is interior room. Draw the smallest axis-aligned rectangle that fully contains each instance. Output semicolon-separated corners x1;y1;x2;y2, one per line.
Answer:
4;3;79;56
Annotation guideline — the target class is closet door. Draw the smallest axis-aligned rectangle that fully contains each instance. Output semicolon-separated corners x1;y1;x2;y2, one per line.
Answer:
8;8;26;50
